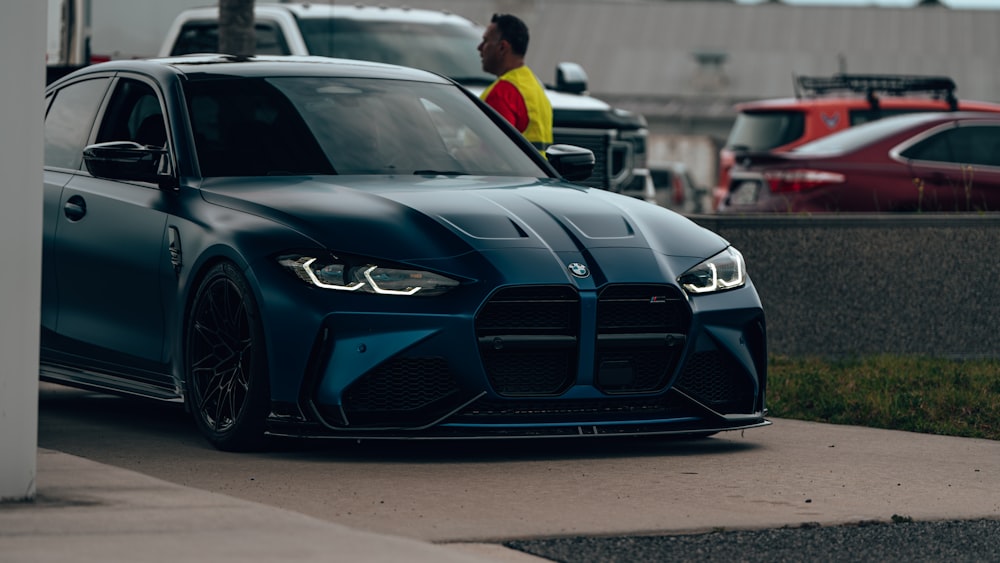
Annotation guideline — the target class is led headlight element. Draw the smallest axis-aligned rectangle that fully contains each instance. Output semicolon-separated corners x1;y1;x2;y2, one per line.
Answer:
278;254;459;296
678;247;746;294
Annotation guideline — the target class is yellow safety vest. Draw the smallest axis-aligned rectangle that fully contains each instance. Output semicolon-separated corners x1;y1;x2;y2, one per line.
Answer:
481;66;553;150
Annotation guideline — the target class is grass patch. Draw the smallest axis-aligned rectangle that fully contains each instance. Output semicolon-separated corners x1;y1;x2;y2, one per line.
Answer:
767;355;1000;440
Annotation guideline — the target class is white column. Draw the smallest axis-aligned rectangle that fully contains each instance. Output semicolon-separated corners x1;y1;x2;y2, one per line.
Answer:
0;0;46;501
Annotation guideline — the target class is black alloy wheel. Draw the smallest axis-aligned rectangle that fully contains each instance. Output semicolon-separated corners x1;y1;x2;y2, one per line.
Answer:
185;261;269;451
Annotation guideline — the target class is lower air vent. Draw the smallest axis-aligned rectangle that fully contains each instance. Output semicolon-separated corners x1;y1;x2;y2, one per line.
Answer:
340;357;460;426
674;351;755;413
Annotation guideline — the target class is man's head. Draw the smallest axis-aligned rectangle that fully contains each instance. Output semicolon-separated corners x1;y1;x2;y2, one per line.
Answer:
478;13;530;77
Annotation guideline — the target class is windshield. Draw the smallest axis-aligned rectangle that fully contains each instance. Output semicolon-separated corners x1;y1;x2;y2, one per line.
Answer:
725;111;805;151
298;19;493;83
183;75;545;177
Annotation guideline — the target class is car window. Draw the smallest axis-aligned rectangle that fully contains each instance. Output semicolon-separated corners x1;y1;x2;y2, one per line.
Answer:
849;108;939;126
96;78;166;148
725;111;805;151
298;19;491;81
171;21;290;56
44;77;110;170
183;76;545;178
901;124;1000;167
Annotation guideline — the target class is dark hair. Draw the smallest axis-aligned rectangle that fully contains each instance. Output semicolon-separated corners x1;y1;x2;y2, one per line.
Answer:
491;13;529;56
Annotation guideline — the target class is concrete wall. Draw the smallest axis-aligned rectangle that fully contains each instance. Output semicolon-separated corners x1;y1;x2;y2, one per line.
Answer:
1;0;45;501
692;214;1000;359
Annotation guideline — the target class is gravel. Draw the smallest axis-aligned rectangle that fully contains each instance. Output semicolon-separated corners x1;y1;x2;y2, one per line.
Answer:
504;518;1000;563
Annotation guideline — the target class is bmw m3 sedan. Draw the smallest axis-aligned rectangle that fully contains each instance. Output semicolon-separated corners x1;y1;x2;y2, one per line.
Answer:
42;55;768;450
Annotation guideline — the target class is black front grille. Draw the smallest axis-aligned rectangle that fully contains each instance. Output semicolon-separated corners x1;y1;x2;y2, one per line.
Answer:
476;286;580;396
475;284;691;397
674;351;756;413
476;285;579;333
598;285;688;333
595;285;689;394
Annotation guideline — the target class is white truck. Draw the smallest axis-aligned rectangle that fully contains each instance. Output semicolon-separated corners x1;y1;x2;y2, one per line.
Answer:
160;3;653;198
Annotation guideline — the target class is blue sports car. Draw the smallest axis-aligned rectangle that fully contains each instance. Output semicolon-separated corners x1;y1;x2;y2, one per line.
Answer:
42;55;769;450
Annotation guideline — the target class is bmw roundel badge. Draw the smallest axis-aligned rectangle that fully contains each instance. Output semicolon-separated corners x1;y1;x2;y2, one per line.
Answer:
567;262;590;278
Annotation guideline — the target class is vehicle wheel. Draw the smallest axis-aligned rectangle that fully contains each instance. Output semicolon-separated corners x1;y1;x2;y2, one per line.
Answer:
184;262;269;451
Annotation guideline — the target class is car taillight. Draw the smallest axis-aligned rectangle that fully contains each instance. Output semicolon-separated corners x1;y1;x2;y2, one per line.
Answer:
763;170;845;193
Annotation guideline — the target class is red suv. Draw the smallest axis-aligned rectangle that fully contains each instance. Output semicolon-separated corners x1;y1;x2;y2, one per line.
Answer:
714;74;1000;210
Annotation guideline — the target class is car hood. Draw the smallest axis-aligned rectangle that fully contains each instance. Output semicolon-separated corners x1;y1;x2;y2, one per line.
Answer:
199;175;727;269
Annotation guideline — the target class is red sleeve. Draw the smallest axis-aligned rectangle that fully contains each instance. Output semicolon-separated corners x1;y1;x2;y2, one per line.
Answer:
483;80;529;132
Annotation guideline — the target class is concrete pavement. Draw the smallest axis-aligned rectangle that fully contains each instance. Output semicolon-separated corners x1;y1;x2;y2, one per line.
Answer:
4;418;999;562
0;449;540;563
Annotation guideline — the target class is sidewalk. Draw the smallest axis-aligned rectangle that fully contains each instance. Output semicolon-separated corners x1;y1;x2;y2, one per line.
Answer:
0;449;538;563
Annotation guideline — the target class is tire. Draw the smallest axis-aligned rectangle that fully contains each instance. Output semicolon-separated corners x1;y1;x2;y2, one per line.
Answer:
184;262;269;451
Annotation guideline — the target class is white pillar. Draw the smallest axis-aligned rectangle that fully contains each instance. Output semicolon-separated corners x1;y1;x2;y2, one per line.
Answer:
0;0;46;501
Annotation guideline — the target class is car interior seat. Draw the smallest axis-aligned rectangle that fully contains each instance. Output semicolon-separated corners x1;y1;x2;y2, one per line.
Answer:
134;115;167;148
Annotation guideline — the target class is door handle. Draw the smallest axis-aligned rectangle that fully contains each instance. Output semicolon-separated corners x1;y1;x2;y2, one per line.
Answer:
63;195;87;221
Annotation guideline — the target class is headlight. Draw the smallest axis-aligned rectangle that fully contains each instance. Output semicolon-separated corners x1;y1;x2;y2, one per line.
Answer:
678;247;746;295
278;254;459;297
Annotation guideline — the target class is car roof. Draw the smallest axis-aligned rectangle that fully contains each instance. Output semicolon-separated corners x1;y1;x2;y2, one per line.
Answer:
791;111;1000;154
734;96;1000;112
178;3;480;27
849;110;1000;130
49;55;454;87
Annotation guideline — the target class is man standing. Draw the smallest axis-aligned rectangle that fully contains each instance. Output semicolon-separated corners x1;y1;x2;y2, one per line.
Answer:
478;13;553;152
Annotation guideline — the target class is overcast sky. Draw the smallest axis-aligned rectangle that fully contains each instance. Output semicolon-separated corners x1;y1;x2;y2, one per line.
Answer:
737;0;1000;8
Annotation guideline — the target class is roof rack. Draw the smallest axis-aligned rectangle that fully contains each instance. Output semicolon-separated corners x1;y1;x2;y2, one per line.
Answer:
794;74;958;109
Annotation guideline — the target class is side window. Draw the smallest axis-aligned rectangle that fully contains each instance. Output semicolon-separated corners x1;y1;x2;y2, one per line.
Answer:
901;126;1000;167
901;129;957;163
44;78;110;169
96;79;166;148
171;22;220;55
953;125;1000;167
255;22;290;55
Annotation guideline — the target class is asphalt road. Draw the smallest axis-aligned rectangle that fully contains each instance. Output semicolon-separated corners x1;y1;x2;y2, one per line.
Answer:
37;383;1000;561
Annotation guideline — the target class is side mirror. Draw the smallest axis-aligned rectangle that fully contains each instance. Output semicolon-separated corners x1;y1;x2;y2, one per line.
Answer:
546;144;595;182
83;141;173;187
555;62;588;94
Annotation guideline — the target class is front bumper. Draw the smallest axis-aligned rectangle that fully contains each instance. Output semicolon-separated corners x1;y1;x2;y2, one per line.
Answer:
266;281;767;440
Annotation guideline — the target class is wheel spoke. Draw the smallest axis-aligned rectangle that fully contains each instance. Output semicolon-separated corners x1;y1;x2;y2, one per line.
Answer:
186;265;266;449
190;277;254;433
